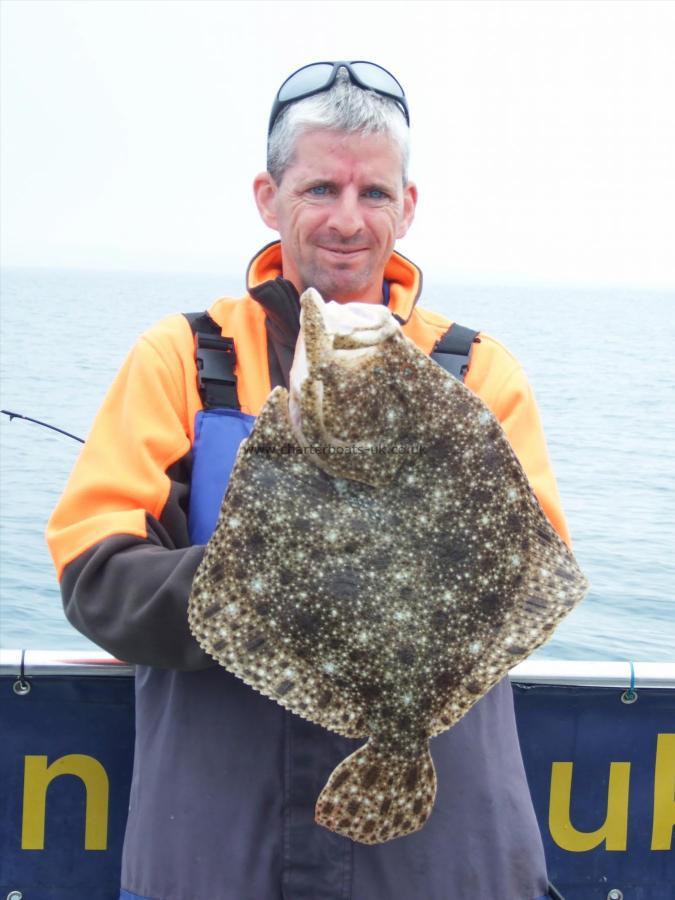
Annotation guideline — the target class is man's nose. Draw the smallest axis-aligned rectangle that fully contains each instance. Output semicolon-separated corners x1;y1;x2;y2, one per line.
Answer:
327;189;364;238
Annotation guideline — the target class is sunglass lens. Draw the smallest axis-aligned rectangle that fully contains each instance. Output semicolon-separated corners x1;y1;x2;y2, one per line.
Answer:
278;63;334;102
350;62;404;98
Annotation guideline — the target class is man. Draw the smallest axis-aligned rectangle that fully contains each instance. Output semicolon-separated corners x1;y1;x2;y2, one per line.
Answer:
48;61;570;899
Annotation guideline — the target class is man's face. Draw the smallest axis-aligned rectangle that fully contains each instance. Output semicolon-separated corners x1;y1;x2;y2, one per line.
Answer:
254;129;417;303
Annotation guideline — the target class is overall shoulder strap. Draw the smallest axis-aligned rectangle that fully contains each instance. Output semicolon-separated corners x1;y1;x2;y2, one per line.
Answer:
184;311;240;410
431;323;480;382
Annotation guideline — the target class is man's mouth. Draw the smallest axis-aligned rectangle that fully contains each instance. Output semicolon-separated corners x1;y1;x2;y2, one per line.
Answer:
318;246;369;257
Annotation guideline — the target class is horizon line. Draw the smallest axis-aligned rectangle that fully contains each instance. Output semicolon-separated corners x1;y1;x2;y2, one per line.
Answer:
1;263;674;295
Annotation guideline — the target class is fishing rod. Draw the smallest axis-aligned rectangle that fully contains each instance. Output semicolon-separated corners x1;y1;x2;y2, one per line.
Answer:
1;409;84;444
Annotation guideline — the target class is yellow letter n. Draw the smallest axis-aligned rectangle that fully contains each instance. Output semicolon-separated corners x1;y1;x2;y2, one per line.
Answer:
22;754;109;850
549;760;630;851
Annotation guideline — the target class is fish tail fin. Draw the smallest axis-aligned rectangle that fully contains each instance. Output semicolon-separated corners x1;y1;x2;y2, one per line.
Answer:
315;739;436;844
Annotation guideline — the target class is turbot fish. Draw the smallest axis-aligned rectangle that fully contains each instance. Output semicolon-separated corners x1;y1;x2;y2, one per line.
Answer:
188;288;588;845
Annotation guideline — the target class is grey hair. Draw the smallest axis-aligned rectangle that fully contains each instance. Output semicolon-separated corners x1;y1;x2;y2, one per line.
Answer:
267;68;410;185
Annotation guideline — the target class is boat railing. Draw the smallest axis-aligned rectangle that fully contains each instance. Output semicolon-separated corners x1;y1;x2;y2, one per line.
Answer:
1;648;674;687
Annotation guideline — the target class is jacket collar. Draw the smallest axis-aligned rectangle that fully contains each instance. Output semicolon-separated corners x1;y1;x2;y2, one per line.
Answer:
246;240;423;325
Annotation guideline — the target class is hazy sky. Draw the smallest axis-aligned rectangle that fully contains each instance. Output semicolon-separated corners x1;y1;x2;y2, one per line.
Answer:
2;0;674;287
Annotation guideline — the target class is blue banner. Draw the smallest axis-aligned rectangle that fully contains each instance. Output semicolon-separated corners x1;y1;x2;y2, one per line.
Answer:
513;681;674;900
1;673;672;898
1;674;134;900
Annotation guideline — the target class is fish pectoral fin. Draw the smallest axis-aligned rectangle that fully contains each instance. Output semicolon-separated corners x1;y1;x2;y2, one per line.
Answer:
315;740;436;845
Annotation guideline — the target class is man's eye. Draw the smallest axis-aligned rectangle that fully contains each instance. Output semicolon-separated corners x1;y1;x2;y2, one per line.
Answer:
365;189;387;200
309;185;330;195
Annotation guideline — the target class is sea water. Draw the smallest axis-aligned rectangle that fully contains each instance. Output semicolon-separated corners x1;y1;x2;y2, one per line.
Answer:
1;266;673;661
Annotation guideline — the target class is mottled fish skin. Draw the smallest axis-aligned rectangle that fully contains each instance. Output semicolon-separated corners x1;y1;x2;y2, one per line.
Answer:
188;288;588;845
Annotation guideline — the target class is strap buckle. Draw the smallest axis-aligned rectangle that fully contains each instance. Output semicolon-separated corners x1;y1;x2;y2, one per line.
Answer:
431;323;480;381
195;334;240;410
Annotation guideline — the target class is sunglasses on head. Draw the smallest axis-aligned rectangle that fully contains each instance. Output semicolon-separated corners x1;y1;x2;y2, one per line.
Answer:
268;60;409;136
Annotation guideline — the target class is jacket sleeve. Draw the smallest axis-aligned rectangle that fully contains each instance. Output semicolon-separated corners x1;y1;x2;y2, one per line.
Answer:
46;318;215;671
490;363;572;547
